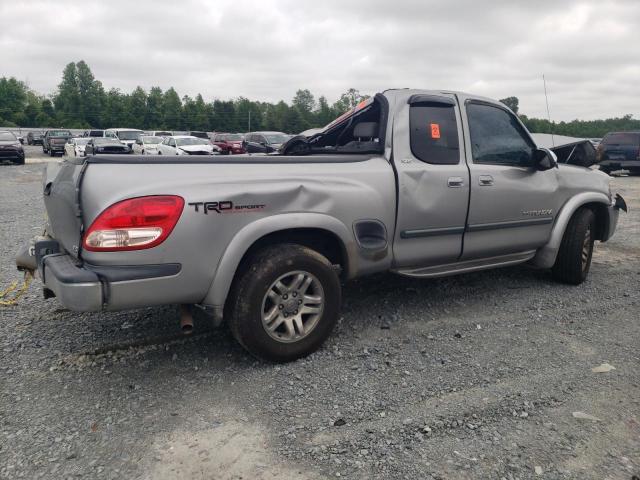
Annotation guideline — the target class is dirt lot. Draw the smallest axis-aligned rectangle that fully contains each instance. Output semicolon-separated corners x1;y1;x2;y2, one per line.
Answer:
1;164;639;480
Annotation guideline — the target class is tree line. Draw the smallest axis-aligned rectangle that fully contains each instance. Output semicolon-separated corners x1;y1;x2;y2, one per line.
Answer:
0;61;367;133
1;61;638;137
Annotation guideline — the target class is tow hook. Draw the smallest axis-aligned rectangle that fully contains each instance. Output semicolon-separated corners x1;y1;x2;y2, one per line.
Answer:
179;304;194;334
614;194;628;213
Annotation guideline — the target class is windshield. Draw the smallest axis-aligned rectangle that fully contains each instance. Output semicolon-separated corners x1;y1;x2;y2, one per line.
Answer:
0;132;17;141
603;132;640;146
49;130;71;137
142;136;162;144
116;130;143;140
88;130;104;137
264;134;289;144
219;134;243;141
190;131;209;139
176;137;209;147
94;138;120;145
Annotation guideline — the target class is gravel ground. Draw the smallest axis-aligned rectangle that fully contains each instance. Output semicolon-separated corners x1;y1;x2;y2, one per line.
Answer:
1;164;639;480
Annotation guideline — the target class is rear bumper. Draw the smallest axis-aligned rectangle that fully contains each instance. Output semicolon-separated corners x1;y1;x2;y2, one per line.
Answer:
18;237;181;312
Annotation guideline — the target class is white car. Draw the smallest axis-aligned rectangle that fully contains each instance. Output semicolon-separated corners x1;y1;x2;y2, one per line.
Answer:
146;130;173;138
157;135;221;156
105;128;144;149
132;135;163;155
64;137;90;157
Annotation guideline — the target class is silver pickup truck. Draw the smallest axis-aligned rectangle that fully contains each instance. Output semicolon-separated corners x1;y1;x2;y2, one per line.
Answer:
17;89;627;362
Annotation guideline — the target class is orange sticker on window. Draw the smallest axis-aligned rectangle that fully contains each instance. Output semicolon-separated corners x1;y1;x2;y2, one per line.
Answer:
430;123;441;139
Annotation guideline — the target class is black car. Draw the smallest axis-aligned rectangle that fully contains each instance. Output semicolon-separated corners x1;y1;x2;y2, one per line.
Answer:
597;131;640;174
84;129;106;138
27;130;44;145
42;129;72;156
85;137;131;155
243;131;290;153
0;130;25;165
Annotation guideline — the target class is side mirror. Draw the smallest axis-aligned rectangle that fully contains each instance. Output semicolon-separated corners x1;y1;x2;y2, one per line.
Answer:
534;148;558;171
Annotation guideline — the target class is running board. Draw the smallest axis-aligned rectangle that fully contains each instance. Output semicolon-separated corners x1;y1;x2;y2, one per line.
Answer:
392;251;536;278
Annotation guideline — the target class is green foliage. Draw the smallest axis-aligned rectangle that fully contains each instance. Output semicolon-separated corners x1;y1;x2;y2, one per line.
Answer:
499;96;519;114
1;66;637;138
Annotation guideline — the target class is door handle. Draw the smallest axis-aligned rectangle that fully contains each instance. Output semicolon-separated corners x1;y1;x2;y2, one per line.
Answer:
447;177;464;188
479;175;494;186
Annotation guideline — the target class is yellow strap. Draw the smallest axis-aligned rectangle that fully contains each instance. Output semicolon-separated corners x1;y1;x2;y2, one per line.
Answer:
0;272;33;306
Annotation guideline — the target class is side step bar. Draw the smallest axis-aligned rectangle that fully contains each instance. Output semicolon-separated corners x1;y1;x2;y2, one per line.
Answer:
392;250;536;279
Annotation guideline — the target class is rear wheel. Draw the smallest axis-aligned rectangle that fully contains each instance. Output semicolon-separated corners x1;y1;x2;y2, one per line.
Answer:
227;244;341;362
552;207;595;285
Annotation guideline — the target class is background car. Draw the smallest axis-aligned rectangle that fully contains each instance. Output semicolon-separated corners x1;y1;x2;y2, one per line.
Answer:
146;130;173;137
132;135;163;155
84;129;106;137
244;131;289;153
64;137;90;157
42;129;72;156
0;130;25;165
157;135;221;155
27;131;44;145
85;137;131;155
104;128;144;149
597;131;640;175
212;133;246;154
187;131;210;141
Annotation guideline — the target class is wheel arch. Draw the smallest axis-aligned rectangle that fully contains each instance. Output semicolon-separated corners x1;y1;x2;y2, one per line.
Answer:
201;213;356;316
530;191;611;269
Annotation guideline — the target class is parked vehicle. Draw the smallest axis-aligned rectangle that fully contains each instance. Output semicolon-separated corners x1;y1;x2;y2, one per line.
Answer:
16;89;627;362
0;130;25;165
105;128;144;149
84;130;106;138
42;129;72;156
132;135;163;155
244;131;289;153
596;131;640;174
187;131;210;140
27;130;45;145
17;135;24;145
147;130;173;138
212;133;246;155
64;138;90;157
156;135;221;156
84;137;131;155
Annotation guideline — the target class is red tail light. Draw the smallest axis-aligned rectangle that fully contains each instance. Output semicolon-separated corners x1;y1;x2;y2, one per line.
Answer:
83;195;184;251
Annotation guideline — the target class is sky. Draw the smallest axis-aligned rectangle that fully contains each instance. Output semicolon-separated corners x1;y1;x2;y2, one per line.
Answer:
2;0;639;121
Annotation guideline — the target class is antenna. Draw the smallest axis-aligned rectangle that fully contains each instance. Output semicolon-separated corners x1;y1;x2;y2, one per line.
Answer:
543;74;555;146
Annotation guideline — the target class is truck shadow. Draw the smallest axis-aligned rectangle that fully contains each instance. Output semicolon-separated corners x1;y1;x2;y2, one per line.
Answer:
41;264;555;370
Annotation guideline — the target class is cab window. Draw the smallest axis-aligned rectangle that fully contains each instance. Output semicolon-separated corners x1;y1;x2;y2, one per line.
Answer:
409;102;460;165
467;102;535;167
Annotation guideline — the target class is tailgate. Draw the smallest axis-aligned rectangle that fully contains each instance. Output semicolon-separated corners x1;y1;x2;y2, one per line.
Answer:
43;158;87;257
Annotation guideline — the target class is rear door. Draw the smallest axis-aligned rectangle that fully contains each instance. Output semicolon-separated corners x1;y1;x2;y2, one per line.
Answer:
458;97;560;259
392;94;470;268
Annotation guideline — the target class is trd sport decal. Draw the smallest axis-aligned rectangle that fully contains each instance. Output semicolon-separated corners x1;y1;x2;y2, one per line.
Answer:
189;201;266;214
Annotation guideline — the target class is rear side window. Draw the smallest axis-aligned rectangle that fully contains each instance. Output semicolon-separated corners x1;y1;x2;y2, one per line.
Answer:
602;133;640;146
409;104;460;164
467;102;534;167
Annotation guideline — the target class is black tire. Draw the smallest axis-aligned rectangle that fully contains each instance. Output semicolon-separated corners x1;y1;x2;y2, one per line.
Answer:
552;207;595;285
227;244;341;362
49;149;55;157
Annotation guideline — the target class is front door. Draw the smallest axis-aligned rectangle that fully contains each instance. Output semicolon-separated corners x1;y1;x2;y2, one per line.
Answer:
458;97;560;260
392;93;470;268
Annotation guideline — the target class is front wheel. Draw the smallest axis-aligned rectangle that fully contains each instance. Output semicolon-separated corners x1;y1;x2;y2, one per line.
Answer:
552;207;595;285
227;244;341;362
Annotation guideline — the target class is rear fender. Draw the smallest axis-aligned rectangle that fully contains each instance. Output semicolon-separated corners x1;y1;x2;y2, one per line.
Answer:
201;213;356;315
530;192;611;268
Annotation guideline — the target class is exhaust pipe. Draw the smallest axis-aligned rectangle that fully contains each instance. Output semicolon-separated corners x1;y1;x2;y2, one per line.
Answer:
179;304;194;335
